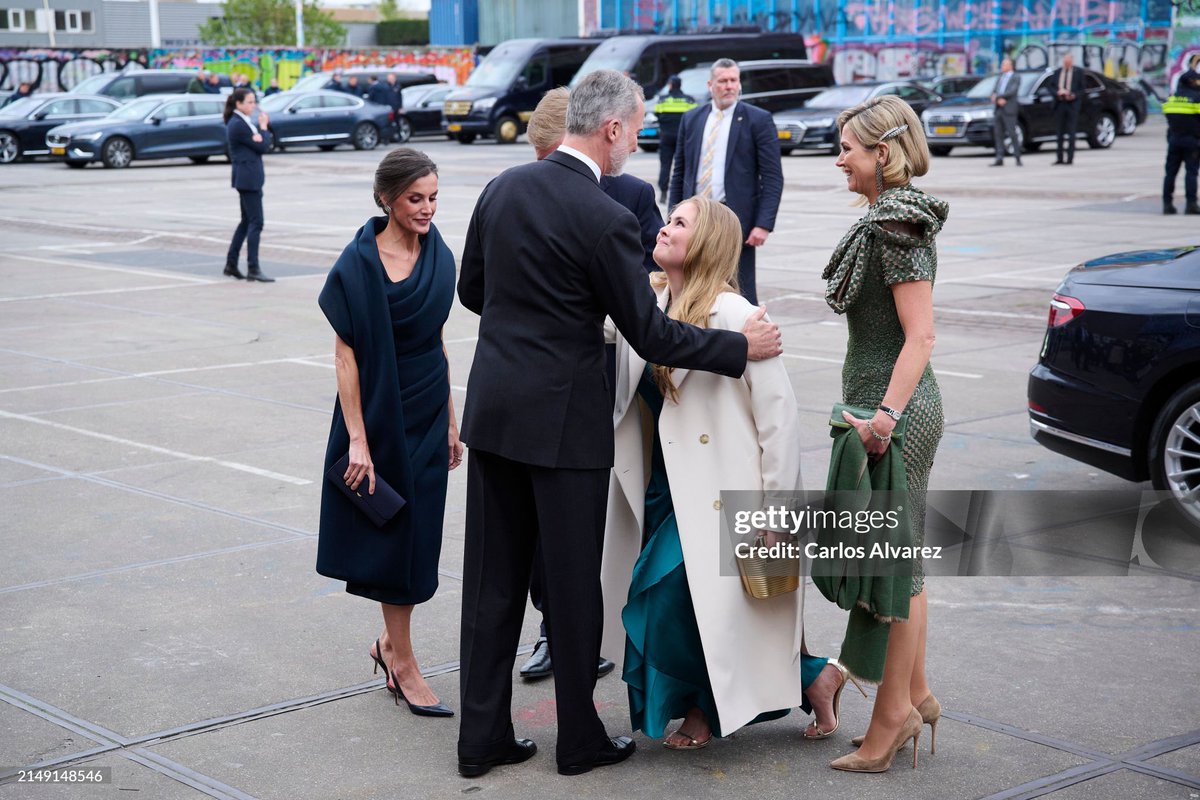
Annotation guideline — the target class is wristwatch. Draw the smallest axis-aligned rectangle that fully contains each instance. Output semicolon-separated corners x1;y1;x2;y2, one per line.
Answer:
879;404;903;421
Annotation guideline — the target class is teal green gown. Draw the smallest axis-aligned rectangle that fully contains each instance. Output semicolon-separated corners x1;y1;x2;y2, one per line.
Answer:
622;366;829;738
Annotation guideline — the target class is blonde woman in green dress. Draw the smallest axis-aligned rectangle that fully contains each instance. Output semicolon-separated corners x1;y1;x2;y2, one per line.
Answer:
822;95;949;773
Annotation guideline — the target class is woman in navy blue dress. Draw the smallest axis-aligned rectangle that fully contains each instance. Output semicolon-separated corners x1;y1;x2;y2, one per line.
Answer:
318;149;461;716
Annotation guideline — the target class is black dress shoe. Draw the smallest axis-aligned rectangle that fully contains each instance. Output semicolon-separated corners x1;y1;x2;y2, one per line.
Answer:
1015;158;1023;166
519;637;552;679
458;738;537;778
989;160;1003;167
558;735;636;776
1186;204;1200;215
223;264;245;279
597;657;616;678
1164;202;1178;215
246;268;275;283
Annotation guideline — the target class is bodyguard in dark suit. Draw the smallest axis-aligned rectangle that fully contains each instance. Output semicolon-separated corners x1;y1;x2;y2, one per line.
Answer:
1051;54;1085;165
669;59;783;304
223;88;274;282
367;76;392;107
990;58;1022;166
455;69;782;779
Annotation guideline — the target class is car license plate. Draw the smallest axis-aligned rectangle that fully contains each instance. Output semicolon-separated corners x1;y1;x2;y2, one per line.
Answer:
639;128;657;137
447;124;462;132
51;146;65;155
777;130;792;140
933;126;957;135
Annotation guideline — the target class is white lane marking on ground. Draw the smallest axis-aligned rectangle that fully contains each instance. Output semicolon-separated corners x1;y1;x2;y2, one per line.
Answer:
781;352;981;379
0;284;216;303
0;356;334;395
936;262;1075;285
443;336;479;345
0;409;312;485
145;209;348;235
768;291;1044;321
3;252;214;282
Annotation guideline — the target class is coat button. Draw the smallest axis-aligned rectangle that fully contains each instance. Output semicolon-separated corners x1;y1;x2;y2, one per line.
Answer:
699;434;710;444
713;500;722;510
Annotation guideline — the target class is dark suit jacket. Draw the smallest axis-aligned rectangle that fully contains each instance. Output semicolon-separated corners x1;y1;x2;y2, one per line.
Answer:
600;173;664;271
367;83;391;107
669;100;784;236
226;115;271;192
1051;67;1085;105
458;150;747;469
993;71;1020;120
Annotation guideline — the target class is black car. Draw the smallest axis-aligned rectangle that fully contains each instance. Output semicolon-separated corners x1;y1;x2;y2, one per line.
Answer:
773;81;943;154
46;94;228;168
920;68;1133;156
922;74;985;98
259;90;394;151
68;70;222;100
1028;247;1200;526
0;93;121;163
638;59;834;151
398;84;455;141
288;68;437;95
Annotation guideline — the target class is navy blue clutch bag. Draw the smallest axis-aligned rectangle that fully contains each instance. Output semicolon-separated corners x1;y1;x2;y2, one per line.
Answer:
325;454;407;527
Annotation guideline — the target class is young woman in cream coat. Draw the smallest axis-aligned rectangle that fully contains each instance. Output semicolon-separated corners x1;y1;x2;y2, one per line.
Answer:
601;197;855;750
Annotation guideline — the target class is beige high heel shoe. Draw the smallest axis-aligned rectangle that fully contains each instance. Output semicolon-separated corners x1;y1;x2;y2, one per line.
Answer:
803;659;868;739
830;707;922;773
852;693;941;753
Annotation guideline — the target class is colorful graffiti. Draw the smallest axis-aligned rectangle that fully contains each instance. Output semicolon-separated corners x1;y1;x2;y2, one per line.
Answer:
0;46;476;93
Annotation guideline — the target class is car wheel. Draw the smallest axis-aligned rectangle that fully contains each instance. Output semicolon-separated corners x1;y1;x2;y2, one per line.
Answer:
1149;378;1200;528
317;144;337;151
456;132;477;144
1087;112;1117;149
929;145;952;157
1013;122;1027;153
395;116;412;144
639;143;659;153
65;160;87;169
189;155;210;164
101;137;133;169
0;130;21;163
493;115;520;144
353;122;380;150
1119;106;1138;135
780;146;795;156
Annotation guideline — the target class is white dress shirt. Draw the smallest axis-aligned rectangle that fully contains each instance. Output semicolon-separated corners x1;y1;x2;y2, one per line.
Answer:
700;100;736;202
233;109;259;135
556;144;601;181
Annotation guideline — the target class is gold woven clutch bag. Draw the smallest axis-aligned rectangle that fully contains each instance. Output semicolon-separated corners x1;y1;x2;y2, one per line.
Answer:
736;532;800;599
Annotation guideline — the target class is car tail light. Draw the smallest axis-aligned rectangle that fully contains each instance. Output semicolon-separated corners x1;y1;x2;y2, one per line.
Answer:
1047;294;1085;328
389;111;395;122
1028;400;1047;414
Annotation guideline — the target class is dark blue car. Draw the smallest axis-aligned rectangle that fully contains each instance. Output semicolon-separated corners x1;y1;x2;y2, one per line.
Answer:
1028;247;1200;526
0;93;122;163
46;94;227;168
259;90;395;151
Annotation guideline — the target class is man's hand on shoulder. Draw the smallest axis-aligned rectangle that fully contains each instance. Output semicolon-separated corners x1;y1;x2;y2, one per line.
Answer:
742;305;782;361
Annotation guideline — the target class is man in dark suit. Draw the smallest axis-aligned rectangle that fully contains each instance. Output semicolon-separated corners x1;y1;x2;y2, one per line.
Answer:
1051;53;1085;165
990;58;1022;167
456;69;782;779
366;76;391;107
224;88;274;282
669;59;783;304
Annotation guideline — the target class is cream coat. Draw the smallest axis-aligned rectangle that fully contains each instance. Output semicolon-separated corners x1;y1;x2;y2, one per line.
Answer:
600;285;806;735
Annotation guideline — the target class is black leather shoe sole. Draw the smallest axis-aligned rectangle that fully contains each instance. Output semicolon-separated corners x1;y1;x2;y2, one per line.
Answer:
458;738;537;778
246;272;275;283
597;658;616;678
558;736;636;776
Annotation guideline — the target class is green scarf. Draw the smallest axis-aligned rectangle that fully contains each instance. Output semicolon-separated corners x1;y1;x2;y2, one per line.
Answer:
822;184;949;314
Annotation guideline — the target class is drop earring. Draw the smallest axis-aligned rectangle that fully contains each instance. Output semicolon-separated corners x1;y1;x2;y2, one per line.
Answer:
875;162;884;198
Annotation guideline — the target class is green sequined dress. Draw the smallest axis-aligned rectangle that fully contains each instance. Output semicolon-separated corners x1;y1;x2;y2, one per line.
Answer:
823;184;949;596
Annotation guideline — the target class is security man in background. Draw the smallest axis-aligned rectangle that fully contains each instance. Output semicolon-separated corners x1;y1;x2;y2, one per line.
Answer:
1162;76;1200;215
653;75;696;205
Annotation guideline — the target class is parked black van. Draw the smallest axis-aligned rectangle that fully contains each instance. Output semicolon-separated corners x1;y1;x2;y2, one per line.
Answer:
442;38;600;144
570;32;809;98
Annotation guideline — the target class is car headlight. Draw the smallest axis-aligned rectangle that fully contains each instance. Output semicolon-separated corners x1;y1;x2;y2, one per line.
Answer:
809;117;835;129
473;97;496;112
965;108;994;121
73;131;103;142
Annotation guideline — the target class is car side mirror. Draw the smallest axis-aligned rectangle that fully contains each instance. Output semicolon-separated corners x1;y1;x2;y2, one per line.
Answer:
150;115;164;125
513;76;529;91
288;106;298;113
33;111;47;121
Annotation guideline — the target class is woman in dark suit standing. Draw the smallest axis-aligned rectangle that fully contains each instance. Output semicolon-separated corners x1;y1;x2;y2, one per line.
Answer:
317;149;461;717
223;88;274;282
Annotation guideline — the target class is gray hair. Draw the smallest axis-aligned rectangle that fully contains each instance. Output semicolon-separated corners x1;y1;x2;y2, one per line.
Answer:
710;58;739;78
566;69;643;136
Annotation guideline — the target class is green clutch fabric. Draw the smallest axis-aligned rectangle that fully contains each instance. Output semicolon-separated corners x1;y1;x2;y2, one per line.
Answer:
815;405;914;683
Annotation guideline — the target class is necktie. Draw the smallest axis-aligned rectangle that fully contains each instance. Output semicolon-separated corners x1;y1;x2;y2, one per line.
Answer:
1059;68;1071;94
696;107;725;199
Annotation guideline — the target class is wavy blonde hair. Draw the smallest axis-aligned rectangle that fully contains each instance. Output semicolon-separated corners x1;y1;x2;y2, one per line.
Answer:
527;87;570;153
837;95;930;204
649;196;742;402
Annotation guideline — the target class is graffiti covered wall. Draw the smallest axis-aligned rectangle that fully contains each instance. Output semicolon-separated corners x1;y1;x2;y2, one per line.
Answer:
0;46;476;93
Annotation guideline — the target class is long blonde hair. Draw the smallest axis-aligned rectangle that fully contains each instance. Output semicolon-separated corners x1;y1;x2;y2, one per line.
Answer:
649;196;742;402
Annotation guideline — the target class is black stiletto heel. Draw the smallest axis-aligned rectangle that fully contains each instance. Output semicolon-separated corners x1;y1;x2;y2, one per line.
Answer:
389;668;454;717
